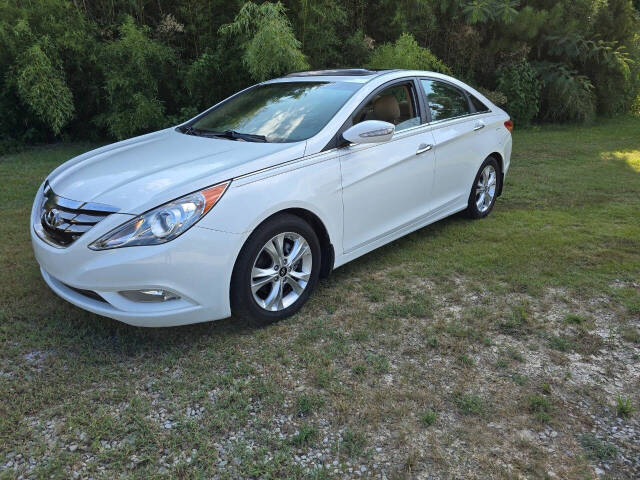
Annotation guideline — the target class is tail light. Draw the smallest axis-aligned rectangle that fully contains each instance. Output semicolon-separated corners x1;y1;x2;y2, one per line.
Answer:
504;120;514;133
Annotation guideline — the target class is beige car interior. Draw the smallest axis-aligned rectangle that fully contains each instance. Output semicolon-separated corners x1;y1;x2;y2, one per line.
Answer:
354;84;420;131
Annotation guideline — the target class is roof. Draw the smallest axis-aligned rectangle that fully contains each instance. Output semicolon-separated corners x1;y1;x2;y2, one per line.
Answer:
285;69;393;78
264;69;397;84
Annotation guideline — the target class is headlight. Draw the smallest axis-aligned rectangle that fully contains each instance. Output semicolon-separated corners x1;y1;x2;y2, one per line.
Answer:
89;181;230;250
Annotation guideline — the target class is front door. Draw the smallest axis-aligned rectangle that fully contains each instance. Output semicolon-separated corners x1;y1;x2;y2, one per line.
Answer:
339;80;436;253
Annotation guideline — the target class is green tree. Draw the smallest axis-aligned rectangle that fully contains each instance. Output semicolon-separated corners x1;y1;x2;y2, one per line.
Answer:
369;33;451;74
97;16;177;139
497;59;541;126
219;2;308;81
15;43;74;135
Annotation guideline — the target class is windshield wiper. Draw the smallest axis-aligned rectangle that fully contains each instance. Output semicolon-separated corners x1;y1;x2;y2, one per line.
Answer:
205;130;267;143
178;125;197;136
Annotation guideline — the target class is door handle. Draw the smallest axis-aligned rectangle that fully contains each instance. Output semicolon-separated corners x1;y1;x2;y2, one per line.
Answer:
416;144;433;155
473;122;485;131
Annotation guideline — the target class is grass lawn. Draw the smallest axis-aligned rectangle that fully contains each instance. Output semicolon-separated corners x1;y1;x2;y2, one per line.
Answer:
1;117;639;479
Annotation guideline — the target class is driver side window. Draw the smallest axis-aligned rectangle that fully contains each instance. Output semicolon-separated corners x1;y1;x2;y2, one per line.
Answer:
353;82;420;133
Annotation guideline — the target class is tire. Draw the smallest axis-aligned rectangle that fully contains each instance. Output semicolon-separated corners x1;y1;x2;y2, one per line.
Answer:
465;157;500;219
230;213;321;326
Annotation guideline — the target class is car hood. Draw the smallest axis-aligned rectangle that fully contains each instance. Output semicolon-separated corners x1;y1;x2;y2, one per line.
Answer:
47;128;306;214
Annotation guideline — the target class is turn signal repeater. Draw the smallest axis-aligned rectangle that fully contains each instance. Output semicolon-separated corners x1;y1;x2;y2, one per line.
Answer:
89;181;231;250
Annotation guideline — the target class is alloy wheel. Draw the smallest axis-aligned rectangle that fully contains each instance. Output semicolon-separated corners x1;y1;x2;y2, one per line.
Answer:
250;232;312;311
475;164;497;213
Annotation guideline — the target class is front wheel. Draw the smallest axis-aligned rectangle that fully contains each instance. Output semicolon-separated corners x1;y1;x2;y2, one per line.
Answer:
466;157;500;219
230;213;321;326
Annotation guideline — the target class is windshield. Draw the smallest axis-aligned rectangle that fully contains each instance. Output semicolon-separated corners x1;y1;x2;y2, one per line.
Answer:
189;81;361;143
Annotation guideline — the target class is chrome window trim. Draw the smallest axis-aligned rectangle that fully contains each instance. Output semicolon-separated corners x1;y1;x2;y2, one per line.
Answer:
427;111;486;126
233;76;496;181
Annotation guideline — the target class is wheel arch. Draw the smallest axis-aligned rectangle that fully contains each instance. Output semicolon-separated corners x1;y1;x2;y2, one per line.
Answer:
238;207;335;280
488;152;504;196
275;208;334;279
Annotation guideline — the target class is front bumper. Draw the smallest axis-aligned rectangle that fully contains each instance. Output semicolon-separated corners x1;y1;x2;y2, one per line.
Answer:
31;209;244;327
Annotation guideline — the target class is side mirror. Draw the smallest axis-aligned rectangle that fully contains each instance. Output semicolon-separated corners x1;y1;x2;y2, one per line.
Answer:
342;120;395;145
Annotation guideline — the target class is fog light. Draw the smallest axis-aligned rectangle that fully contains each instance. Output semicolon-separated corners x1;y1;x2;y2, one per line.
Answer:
120;289;180;302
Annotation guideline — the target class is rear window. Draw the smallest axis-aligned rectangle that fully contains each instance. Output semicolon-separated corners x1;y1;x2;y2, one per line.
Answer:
420;79;471;121
470;94;490;113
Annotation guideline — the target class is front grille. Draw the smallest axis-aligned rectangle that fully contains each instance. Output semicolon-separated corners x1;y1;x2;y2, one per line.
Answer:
37;182;119;247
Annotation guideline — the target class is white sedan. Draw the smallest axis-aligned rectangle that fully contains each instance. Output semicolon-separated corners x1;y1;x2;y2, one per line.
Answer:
31;69;513;327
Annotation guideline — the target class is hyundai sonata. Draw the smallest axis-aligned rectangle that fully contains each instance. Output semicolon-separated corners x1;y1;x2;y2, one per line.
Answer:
31;69;513;327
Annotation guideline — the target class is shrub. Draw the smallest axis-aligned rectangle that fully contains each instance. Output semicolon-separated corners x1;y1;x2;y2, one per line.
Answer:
14;43;74;135
184;50;223;111
219;2;308;82
496;60;541;126
536;62;596;123
97;16;177;140
369;33;451;74
477;87;507;107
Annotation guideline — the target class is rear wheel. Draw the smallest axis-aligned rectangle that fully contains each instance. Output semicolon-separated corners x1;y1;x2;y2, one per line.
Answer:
230;214;321;326
466;157;500;219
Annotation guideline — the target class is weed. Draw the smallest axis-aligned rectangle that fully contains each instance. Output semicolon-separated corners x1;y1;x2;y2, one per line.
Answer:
616;395;634;418
499;303;531;336
457;354;474;367
527;394;551;423
615;287;640;315
455;393;485;416
579;434;616;460
352;363;367;377
426;335;439;348
495;358;509;369
313;368;336;389
506;346;525;362
361;281;387;303
419;409;437;427
620;326;640;344
366;353;390;374
564;313;586;325
512;373;529;386
376;293;433;319
296;394;324;417
341;428;366;457
351;329;370;342
527;394;551;413
290;424;318;447
548;335;572;352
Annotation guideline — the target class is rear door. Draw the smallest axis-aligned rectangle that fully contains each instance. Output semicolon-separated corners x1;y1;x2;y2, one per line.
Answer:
419;79;489;213
339;79;437;253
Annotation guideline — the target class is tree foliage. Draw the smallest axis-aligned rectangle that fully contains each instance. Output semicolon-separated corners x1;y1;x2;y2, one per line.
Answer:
497;59;540;126
219;2;308;81
97;16;177;139
15;43;75;135
369;33;450;74
0;0;638;147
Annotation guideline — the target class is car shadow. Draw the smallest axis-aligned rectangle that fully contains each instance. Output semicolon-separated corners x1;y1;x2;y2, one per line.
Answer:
22;209;470;362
